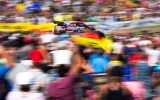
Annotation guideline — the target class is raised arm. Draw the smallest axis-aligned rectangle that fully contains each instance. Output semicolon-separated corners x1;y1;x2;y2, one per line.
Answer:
69;46;83;75
69;53;82;75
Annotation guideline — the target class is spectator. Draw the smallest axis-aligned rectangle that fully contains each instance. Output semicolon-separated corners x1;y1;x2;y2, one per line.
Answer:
99;77;134;100
6;72;45;100
13;62;48;92
49;41;73;66
46;46;91;100
88;48;109;73
29;43;50;64
0;45;14;100
135;53;153;99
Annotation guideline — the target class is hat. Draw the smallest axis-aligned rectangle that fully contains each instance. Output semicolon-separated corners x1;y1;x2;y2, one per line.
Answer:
15;72;34;85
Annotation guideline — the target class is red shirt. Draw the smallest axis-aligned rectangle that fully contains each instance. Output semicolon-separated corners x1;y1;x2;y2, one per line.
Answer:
29;50;43;63
128;53;142;63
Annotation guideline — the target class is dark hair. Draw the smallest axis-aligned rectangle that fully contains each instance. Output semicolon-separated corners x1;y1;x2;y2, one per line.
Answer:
56;64;70;77
32;62;41;69
79;46;91;60
109;66;123;77
32;42;39;49
20;85;31;92
39;63;53;73
110;54;120;61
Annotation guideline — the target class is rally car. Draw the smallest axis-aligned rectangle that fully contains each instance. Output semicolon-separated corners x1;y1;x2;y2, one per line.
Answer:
54;21;90;35
66;21;89;32
53;22;67;35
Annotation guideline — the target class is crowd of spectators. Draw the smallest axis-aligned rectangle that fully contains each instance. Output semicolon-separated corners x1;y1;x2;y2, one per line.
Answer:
0;0;160;100
0;28;159;100
0;0;160;23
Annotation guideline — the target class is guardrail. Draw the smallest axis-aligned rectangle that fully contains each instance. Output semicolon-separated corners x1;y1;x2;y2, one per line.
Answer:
85;17;160;33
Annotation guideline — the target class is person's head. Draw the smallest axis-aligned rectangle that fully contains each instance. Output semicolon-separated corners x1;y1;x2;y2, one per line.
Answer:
56;64;70;77
32;62;41;69
15;72;34;92
110;54;120;61
20;85;31;92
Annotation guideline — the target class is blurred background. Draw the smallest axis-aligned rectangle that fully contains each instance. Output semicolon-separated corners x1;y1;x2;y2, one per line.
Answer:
0;0;160;22
0;0;160;100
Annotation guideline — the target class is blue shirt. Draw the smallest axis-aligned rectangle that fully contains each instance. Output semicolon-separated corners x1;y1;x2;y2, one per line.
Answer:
122;64;132;81
123;46;138;56
0;65;9;79
89;54;109;73
0;66;12;94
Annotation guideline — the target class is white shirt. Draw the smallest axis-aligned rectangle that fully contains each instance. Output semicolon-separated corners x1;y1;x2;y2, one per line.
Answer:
145;48;160;66
112;42;123;54
14;69;48;92
40;33;57;44
6;91;45;100
50;50;73;66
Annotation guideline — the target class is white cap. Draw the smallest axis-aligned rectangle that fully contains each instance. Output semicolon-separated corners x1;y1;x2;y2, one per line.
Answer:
15;72;34;85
